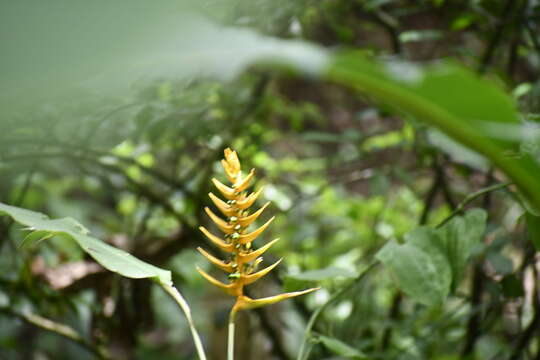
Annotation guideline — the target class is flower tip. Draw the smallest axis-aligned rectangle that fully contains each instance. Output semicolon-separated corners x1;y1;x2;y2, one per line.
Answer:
233;286;320;312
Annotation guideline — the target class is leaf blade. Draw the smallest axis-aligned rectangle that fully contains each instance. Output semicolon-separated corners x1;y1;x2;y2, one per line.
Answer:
0;202;171;285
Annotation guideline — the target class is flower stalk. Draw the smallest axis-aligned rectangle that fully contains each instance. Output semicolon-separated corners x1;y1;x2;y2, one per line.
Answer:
197;148;318;359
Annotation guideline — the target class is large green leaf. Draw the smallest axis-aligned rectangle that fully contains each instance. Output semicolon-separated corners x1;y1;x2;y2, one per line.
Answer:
325;52;540;210
168;28;540;218
439;209;487;289
376;238;451;306
0;202;171;285
376;209;486;305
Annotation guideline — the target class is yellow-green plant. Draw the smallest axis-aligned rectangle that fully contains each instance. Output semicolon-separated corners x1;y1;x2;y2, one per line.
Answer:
197;148;318;359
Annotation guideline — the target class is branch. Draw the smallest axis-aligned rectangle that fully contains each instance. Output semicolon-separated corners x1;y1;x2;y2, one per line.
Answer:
461;171;504;357
508;277;540;359
0;151;188;222
478;0;517;74
0;307;109;359
437;181;512;228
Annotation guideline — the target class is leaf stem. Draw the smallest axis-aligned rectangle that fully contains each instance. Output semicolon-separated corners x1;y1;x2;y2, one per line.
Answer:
161;283;207;360
437;181;512;228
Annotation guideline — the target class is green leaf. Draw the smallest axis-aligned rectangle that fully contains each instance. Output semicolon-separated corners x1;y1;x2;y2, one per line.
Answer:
376;237;451;306
317;335;368;359
439;209;487;289
0;202;171;285
376;209;486;305
326;51;540;214
20;230;53;249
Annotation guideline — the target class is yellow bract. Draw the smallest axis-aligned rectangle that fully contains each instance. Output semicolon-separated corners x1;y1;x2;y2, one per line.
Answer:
197;148;318;316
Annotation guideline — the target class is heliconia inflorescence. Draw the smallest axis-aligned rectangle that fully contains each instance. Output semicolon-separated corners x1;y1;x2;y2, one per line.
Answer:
197;148;318;318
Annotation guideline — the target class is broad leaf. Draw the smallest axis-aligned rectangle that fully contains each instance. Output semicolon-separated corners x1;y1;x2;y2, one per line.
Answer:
0;202;171;285
439;209;487;289
376;239;451;306
326;52;540;211
376;209;485;305
21;230;54;249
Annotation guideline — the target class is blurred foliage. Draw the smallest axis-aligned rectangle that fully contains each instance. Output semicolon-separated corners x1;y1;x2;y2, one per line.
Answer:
1;0;540;359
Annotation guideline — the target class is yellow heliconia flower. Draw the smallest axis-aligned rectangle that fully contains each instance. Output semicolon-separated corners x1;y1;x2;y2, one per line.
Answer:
197;148;318;318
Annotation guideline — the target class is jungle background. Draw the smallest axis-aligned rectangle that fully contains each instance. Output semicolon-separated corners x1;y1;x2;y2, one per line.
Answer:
1;0;540;359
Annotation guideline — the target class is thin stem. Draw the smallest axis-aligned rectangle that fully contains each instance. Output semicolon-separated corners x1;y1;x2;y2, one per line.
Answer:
437;181;512;228
477;0;517;74
228;311;236;360
297;261;378;360
161;283;207;360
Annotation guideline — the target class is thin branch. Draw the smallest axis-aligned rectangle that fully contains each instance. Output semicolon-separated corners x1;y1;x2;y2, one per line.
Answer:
1;151;188;221
460;170;501;357
437;181;512;228
509;267;540;359
478;0;517;74
525;21;540;54
380;292;402;350
0;307;110;359
82;102;140;148
419;161;445;225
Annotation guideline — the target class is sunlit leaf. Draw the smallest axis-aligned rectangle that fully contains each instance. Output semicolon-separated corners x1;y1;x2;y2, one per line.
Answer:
376;238;451;306
0;202;172;285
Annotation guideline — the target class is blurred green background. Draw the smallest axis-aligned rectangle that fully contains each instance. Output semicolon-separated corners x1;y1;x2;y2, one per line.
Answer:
1;0;540;359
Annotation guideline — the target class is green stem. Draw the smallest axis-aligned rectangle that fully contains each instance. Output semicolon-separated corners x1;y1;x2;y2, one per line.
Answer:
228;311;236;360
297;261;378;360
161;283;207;360
437;181;512;228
